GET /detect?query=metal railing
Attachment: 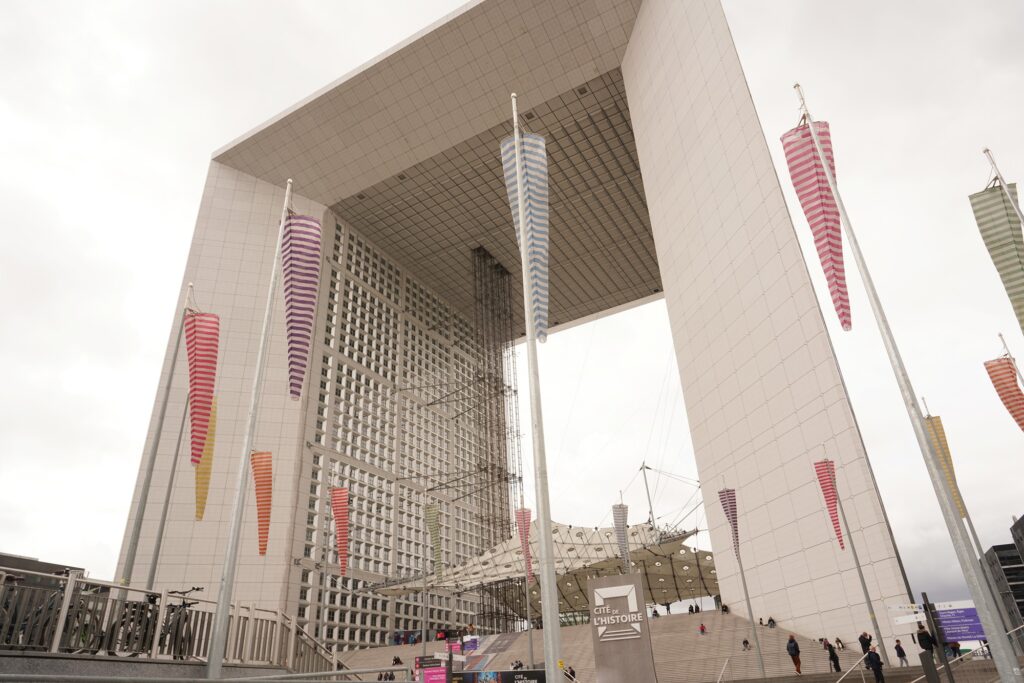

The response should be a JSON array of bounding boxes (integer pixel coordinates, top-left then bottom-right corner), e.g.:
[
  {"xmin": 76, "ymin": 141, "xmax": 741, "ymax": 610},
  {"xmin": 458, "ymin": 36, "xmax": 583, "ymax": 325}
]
[{"xmin": 0, "ymin": 566, "xmax": 336, "ymax": 673}]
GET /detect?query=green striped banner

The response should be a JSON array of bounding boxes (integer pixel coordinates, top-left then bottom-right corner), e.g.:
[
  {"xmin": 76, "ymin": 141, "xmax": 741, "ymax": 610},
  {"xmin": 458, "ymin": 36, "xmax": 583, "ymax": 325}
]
[
  {"xmin": 425, "ymin": 503, "xmax": 442, "ymax": 578},
  {"xmin": 971, "ymin": 183, "xmax": 1024, "ymax": 333}
]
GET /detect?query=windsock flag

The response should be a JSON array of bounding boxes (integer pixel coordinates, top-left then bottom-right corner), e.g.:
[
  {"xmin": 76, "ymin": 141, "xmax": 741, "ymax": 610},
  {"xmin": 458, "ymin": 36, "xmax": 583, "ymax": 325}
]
[
  {"xmin": 194, "ymin": 398, "xmax": 217, "ymax": 520},
  {"xmin": 985, "ymin": 356, "xmax": 1024, "ymax": 432},
  {"xmin": 281, "ymin": 213, "xmax": 322, "ymax": 399},
  {"xmin": 331, "ymin": 487, "xmax": 350, "ymax": 576},
  {"xmin": 781, "ymin": 121, "xmax": 851, "ymax": 331},
  {"xmin": 970, "ymin": 183, "xmax": 1024, "ymax": 335},
  {"xmin": 250, "ymin": 451, "xmax": 273, "ymax": 556},
  {"xmin": 425, "ymin": 503, "xmax": 442, "ymax": 577},
  {"xmin": 813, "ymin": 459, "xmax": 845, "ymax": 550},
  {"xmin": 515, "ymin": 507, "xmax": 533, "ymax": 582},
  {"xmin": 612, "ymin": 503, "xmax": 630, "ymax": 573},
  {"xmin": 717, "ymin": 488, "xmax": 740, "ymax": 560},
  {"xmin": 184, "ymin": 312, "xmax": 219, "ymax": 465},
  {"xmin": 923, "ymin": 415, "xmax": 966, "ymax": 518},
  {"xmin": 500, "ymin": 133, "xmax": 550, "ymax": 341}
]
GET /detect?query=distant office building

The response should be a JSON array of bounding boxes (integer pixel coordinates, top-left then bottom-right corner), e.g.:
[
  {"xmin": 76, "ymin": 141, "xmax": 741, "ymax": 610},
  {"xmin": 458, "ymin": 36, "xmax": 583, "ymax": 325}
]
[
  {"xmin": 985, "ymin": 544, "xmax": 1024, "ymax": 630},
  {"xmin": 0, "ymin": 553, "xmax": 83, "ymax": 589},
  {"xmin": 118, "ymin": 0, "xmax": 914, "ymax": 651}
]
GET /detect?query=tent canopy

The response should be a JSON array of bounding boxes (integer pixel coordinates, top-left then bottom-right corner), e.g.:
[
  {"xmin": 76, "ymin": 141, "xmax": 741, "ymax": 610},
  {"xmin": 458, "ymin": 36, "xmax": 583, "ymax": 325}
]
[{"xmin": 372, "ymin": 521, "xmax": 719, "ymax": 615}]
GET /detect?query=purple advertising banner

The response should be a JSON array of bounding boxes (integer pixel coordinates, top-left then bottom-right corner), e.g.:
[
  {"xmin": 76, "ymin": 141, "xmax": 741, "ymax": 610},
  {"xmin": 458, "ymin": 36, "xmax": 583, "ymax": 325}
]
[{"xmin": 936, "ymin": 608, "xmax": 985, "ymax": 641}]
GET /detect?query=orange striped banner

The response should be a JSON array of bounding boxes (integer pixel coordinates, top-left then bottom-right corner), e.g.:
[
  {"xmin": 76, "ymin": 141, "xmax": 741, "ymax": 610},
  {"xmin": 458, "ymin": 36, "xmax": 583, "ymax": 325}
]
[
  {"xmin": 194, "ymin": 398, "xmax": 217, "ymax": 520},
  {"xmin": 250, "ymin": 451, "xmax": 273, "ymax": 556}
]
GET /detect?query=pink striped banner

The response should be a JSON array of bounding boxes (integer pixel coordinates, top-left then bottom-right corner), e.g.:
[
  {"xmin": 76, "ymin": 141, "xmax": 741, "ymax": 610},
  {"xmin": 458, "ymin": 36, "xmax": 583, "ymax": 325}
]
[
  {"xmin": 985, "ymin": 356, "xmax": 1024, "ymax": 432},
  {"xmin": 184, "ymin": 312, "xmax": 219, "ymax": 465},
  {"xmin": 515, "ymin": 507, "xmax": 533, "ymax": 582},
  {"xmin": 813, "ymin": 459, "xmax": 845, "ymax": 550},
  {"xmin": 331, "ymin": 487, "xmax": 350, "ymax": 576},
  {"xmin": 781, "ymin": 121, "xmax": 851, "ymax": 331},
  {"xmin": 281, "ymin": 213, "xmax": 322, "ymax": 399}
]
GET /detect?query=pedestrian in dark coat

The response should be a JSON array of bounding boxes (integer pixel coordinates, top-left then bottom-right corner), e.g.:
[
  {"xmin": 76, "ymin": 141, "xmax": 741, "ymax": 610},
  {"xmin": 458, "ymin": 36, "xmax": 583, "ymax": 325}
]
[
  {"xmin": 859, "ymin": 632, "xmax": 873, "ymax": 654},
  {"xmin": 917, "ymin": 626, "xmax": 937, "ymax": 656},
  {"xmin": 895, "ymin": 639, "xmax": 908, "ymax": 667},
  {"xmin": 826, "ymin": 641, "xmax": 841, "ymax": 672},
  {"xmin": 787, "ymin": 635, "xmax": 802, "ymax": 674},
  {"xmin": 866, "ymin": 646, "xmax": 885, "ymax": 682}
]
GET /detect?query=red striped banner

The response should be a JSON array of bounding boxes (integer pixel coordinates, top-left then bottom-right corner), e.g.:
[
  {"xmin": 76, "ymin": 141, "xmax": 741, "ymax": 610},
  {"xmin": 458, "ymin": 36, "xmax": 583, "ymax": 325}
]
[
  {"xmin": 281, "ymin": 213, "xmax": 322, "ymax": 400},
  {"xmin": 250, "ymin": 451, "xmax": 273, "ymax": 556},
  {"xmin": 331, "ymin": 487, "xmax": 349, "ymax": 576},
  {"xmin": 184, "ymin": 312, "xmax": 219, "ymax": 465},
  {"xmin": 813, "ymin": 459, "xmax": 845, "ymax": 550},
  {"xmin": 717, "ymin": 488, "xmax": 740, "ymax": 560},
  {"xmin": 515, "ymin": 507, "xmax": 533, "ymax": 582},
  {"xmin": 985, "ymin": 356, "xmax": 1024, "ymax": 432},
  {"xmin": 781, "ymin": 121, "xmax": 851, "ymax": 331}
]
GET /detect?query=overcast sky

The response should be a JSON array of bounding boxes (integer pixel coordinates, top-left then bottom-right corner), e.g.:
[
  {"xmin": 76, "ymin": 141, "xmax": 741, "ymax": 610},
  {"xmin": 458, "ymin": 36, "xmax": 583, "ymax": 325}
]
[{"xmin": 1, "ymin": 1, "xmax": 1022, "ymax": 606}]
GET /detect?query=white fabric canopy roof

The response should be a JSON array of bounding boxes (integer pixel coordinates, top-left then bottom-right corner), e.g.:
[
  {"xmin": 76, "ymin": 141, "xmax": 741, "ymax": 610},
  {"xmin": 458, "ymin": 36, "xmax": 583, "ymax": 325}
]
[{"xmin": 373, "ymin": 521, "xmax": 719, "ymax": 615}]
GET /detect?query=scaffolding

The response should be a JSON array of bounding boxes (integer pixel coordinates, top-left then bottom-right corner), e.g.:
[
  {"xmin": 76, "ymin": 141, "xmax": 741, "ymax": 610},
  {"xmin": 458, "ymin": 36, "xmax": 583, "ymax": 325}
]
[{"xmin": 470, "ymin": 247, "xmax": 524, "ymax": 634}]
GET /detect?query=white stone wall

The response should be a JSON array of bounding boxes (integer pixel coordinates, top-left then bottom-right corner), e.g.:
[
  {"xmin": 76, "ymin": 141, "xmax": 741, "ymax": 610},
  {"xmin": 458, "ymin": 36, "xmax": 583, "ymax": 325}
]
[
  {"xmin": 116, "ymin": 161, "xmax": 326, "ymax": 610},
  {"xmin": 622, "ymin": 0, "xmax": 911, "ymax": 645}
]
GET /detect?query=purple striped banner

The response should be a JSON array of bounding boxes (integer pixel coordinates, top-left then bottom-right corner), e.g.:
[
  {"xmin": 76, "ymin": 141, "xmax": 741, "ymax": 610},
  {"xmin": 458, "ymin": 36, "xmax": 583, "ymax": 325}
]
[
  {"xmin": 718, "ymin": 488, "xmax": 740, "ymax": 560},
  {"xmin": 280, "ymin": 213, "xmax": 322, "ymax": 399}
]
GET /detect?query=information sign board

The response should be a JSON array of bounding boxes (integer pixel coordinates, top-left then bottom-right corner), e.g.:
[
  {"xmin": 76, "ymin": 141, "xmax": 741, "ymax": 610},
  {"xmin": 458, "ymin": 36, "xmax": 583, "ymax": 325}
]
[{"xmin": 935, "ymin": 606, "xmax": 985, "ymax": 641}]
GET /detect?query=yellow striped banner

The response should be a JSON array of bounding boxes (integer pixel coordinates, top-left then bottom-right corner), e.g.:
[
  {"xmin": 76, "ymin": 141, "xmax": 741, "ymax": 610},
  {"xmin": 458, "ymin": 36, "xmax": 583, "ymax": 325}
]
[
  {"xmin": 924, "ymin": 415, "xmax": 966, "ymax": 518},
  {"xmin": 194, "ymin": 397, "xmax": 216, "ymax": 520}
]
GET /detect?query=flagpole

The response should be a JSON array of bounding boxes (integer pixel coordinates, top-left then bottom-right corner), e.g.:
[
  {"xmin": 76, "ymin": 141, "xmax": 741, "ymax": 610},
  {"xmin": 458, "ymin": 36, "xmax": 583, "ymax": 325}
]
[
  {"xmin": 120, "ymin": 284, "xmax": 192, "ymax": 589},
  {"xmin": 146, "ymin": 391, "xmax": 190, "ymax": 590},
  {"xmin": 206, "ymin": 179, "xmax": 293, "ymax": 679},
  {"xmin": 998, "ymin": 333, "xmax": 1024, "ymax": 386},
  {"xmin": 794, "ymin": 85, "xmax": 1021, "ymax": 682},
  {"xmin": 984, "ymin": 149, "xmax": 1024, "ymax": 226},
  {"xmin": 511, "ymin": 92, "xmax": 561, "ymax": 681},
  {"xmin": 723, "ymin": 487, "xmax": 766, "ymax": 679},
  {"xmin": 923, "ymin": 402, "xmax": 1024, "ymax": 660},
  {"xmin": 831, "ymin": 464, "xmax": 889, "ymax": 666}
]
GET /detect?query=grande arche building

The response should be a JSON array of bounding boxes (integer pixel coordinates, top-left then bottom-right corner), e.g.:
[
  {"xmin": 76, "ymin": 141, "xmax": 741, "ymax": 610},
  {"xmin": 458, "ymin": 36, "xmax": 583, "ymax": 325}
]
[{"xmin": 118, "ymin": 0, "xmax": 914, "ymax": 652}]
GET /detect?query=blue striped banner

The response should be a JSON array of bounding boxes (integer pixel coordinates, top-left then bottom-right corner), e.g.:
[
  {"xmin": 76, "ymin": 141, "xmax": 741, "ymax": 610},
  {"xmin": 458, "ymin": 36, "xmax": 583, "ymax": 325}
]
[{"xmin": 501, "ymin": 133, "xmax": 550, "ymax": 342}]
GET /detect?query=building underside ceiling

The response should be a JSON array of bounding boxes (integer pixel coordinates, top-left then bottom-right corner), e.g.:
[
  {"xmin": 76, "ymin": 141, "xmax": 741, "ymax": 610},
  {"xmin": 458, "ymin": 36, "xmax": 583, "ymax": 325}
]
[{"xmin": 331, "ymin": 68, "xmax": 661, "ymax": 334}]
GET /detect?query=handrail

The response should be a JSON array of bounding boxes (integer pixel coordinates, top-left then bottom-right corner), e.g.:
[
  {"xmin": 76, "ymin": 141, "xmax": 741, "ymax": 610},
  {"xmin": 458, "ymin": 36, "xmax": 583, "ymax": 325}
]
[
  {"xmin": 834, "ymin": 652, "xmax": 868, "ymax": 683},
  {"xmin": 715, "ymin": 656, "xmax": 730, "ymax": 683},
  {"xmin": 905, "ymin": 642, "xmax": 990, "ymax": 683}
]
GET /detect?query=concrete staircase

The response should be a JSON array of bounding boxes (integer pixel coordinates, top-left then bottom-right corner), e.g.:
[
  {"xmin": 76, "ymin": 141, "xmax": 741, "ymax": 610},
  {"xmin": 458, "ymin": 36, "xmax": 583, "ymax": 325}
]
[{"xmin": 340, "ymin": 612, "xmax": 899, "ymax": 681}]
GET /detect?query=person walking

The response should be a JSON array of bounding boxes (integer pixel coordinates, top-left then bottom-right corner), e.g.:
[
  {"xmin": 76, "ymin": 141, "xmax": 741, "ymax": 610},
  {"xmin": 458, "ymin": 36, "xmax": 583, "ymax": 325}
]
[
  {"xmin": 894, "ymin": 639, "xmax": 908, "ymax": 667},
  {"xmin": 652, "ymin": 607, "xmax": 660, "ymax": 619},
  {"xmin": 917, "ymin": 625, "xmax": 937, "ymax": 658},
  {"xmin": 826, "ymin": 640, "xmax": 841, "ymax": 673},
  {"xmin": 742, "ymin": 638, "xmax": 751, "ymax": 651},
  {"xmin": 699, "ymin": 623, "xmax": 707, "ymax": 636},
  {"xmin": 866, "ymin": 645, "xmax": 885, "ymax": 682},
  {"xmin": 835, "ymin": 637, "xmax": 845, "ymax": 651},
  {"xmin": 787, "ymin": 635, "xmax": 802, "ymax": 674}
]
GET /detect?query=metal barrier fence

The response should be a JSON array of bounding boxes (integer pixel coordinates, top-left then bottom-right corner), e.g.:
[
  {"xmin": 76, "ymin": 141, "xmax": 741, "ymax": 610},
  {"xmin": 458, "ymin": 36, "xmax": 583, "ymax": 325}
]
[{"xmin": 0, "ymin": 566, "xmax": 336, "ymax": 672}]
